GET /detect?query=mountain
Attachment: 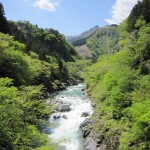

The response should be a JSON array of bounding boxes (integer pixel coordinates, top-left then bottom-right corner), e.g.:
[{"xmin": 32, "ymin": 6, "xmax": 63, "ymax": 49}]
[
  {"xmin": 66, "ymin": 25, "xmax": 99, "ymax": 45},
  {"xmin": 75, "ymin": 45, "xmax": 92, "ymax": 58},
  {"xmin": 82, "ymin": 0, "xmax": 150, "ymax": 149},
  {"xmin": 8, "ymin": 21, "xmax": 78, "ymax": 62},
  {"xmin": 86, "ymin": 24, "xmax": 119, "ymax": 59},
  {"xmin": 73, "ymin": 24, "xmax": 119, "ymax": 59}
]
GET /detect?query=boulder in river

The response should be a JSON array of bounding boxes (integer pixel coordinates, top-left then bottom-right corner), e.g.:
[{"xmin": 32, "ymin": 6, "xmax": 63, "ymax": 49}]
[
  {"xmin": 53, "ymin": 113, "xmax": 61, "ymax": 119},
  {"xmin": 58, "ymin": 103, "xmax": 71, "ymax": 112},
  {"xmin": 81, "ymin": 88, "xmax": 85, "ymax": 91},
  {"xmin": 81, "ymin": 112, "xmax": 90, "ymax": 117},
  {"xmin": 62, "ymin": 114, "xmax": 67, "ymax": 119},
  {"xmin": 83, "ymin": 137, "xmax": 97, "ymax": 150},
  {"xmin": 80, "ymin": 118, "xmax": 93, "ymax": 138},
  {"xmin": 80, "ymin": 118, "xmax": 93, "ymax": 128}
]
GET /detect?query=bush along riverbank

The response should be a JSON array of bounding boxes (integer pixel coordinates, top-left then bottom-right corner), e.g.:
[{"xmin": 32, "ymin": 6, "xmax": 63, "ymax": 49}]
[{"xmin": 81, "ymin": 0, "xmax": 150, "ymax": 149}]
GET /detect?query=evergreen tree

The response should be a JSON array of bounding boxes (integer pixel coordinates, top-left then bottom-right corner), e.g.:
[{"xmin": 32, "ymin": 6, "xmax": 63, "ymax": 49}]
[
  {"xmin": 0, "ymin": 2, "xmax": 9, "ymax": 33},
  {"xmin": 128, "ymin": 0, "xmax": 150, "ymax": 31}
]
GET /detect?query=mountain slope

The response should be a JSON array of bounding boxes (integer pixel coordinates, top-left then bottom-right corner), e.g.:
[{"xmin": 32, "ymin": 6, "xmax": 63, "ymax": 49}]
[
  {"xmin": 0, "ymin": 2, "xmax": 90, "ymax": 150},
  {"xmin": 75, "ymin": 45, "xmax": 92, "ymax": 58},
  {"xmin": 86, "ymin": 24, "xmax": 119, "ymax": 59},
  {"xmin": 8, "ymin": 21, "xmax": 78, "ymax": 62},
  {"xmin": 66, "ymin": 25, "xmax": 99, "ymax": 45},
  {"xmin": 82, "ymin": 0, "xmax": 150, "ymax": 149},
  {"xmin": 74, "ymin": 24, "xmax": 119, "ymax": 59}
]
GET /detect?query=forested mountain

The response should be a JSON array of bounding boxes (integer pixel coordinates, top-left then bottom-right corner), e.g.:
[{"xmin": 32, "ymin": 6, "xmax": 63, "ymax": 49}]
[
  {"xmin": 72, "ymin": 24, "xmax": 119, "ymax": 60},
  {"xmin": 75, "ymin": 45, "xmax": 92, "ymax": 58},
  {"xmin": 127, "ymin": 0, "xmax": 150, "ymax": 32},
  {"xmin": 86, "ymin": 24, "xmax": 119, "ymax": 60},
  {"xmin": 0, "ymin": 1, "xmax": 83, "ymax": 91},
  {"xmin": 66, "ymin": 25, "xmax": 99, "ymax": 46},
  {"xmin": 8, "ymin": 21, "xmax": 78, "ymax": 61},
  {"xmin": 82, "ymin": 0, "xmax": 150, "ymax": 149},
  {"xmin": 0, "ymin": 2, "xmax": 91, "ymax": 149}
]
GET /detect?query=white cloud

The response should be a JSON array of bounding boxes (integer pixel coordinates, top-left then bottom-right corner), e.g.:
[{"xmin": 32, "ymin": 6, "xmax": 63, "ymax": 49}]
[
  {"xmin": 105, "ymin": 0, "xmax": 140, "ymax": 25},
  {"xmin": 33, "ymin": 0, "xmax": 60, "ymax": 12}
]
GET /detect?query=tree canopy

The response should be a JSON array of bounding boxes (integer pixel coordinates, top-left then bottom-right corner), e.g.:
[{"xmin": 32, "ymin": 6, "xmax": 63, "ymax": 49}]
[{"xmin": 82, "ymin": 0, "xmax": 150, "ymax": 148}]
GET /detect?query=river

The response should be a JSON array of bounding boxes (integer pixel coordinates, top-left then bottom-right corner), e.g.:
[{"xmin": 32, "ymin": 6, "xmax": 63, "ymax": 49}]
[{"xmin": 47, "ymin": 83, "xmax": 93, "ymax": 150}]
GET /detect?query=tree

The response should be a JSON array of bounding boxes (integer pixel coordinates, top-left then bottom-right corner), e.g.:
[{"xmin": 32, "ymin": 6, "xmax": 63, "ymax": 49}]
[
  {"xmin": 128, "ymin": 0, "xmax": 150, "ymax": 31},
  {"xmin": 0, "ymin": 2, "xmax": 9, "ymax": 33}
]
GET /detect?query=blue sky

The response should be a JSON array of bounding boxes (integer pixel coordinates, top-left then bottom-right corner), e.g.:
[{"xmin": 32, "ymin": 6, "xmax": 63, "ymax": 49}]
[{"xmin": 1, "ymin": 0, "xmax": 139, "ymax": 36}]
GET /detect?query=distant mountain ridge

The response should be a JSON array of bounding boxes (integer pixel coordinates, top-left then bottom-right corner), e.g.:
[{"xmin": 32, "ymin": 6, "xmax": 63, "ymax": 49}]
[
  {"xmin": 71, "ymin": 24, "xmax": 118, "ymax": 59},
  {"xmin": 66, "ymin": 25, "xmax": 99, "ymax": 45}
]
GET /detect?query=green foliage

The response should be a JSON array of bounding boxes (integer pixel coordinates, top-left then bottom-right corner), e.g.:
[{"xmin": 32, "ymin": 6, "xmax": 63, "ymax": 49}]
[
  {"xmin": 0, "ymin": 78, "xmax": 51, "ymax": 150},
  {"xmin": 86, "ymin": 25, "xmax": 119, "ymax": 60},
  {"xmin": 0, "ymin": 33, "xmax": 52, "ymax": 86},
  {"xmin": 0, "ymin": 33, "xmax": 31, "ymax": 85},
  {"xmin": 0, "ymin": 2, "xmax": 88, "ymax": 150},
  {"xmin": 71, "ymin": 37, "xmax": 88, "ymax": 46},
  {"xmin": 133, "ymin": 20, "xmax": 150, "ymax": 74},
  {"xmin": 127, "ymin": 0, "xmax": 150, "ymax": 32},
  {"xmin": 135, "ymin": 16, "xmax": 147, "ymax": 29},
  {"xmin": 8, "ymin": 21, "xmax": 78, "ymax": 62},
  {"xmin": 46, "ymin": 55, "xmax": 59, "ymax": 75},
  {"xmin": 66, "ymin": 58, "xmax": 91, "ymax": 82},
  {"xmin": 34, "ymin": 145, "xmax": 52, "ymax": 150},
  {"xmin": 83, "ymin": 15, "xmax": 150, "ymax": 149},
  {"xmin": 18, "ymin": 85, "xmax": 51, "ymax": 124},
  {"xmin": 120, "ymin": 100, "xmax": 150, "ymax": 149},
  {"xmin": 0, "ymin": 32, "xmax": 73, "ymax": 91},
  {"xmin": 117, "ymin": 20, "xmax": 130, "ymax": 48}
]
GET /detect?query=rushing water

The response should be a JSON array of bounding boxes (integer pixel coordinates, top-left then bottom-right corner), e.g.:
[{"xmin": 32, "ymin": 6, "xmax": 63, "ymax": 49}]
[{"xmin": 47, "ymin": 83, "xmax": 93, "ymax": 150}]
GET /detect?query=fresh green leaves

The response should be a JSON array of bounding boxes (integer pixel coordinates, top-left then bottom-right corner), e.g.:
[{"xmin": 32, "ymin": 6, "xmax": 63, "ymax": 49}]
[
  {"xmin": 83, "ymin": 9, "xmax": 150, "ymax": 149},
  {"xmin": 86, "ymin": 25, "xmax": 119, "ymax": 60},
  {"xmin": 0, "ymin": 78, "xmax": 51, "ymax": 149}
]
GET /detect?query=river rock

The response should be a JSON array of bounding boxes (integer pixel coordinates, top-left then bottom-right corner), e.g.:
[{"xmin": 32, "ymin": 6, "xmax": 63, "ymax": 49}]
[
  {"xmin": 62, "ymin": 114, "xmax": 67, "ymax": 119},
  {"xmin": 80, "ymin": 118, "xmax": 93, "ymax": 138},
  {"xmin": 53, "ymin": 113, "xmax": 61, "ymax": 119},
  {"xmin": 81, "ymin": 112, "xmax": 90, "ymax": 117},
  {"xmin": 83, "ymin": 137, "xmax": 97, "ymax": 150},
  {"xmin": 58, "ymin": 103, "xmax": 71, "ymax": 112},
  {"xmin": 91, "ymin": 103, "xmax": 96, "ymax": 107},
  {"xmin": 82, "ymin": 127, "xmax": 91, "ymax": 138},
  {"xmin": 81, "ymin": 88, "xmax": 85, "ymax": 91},
  {"xmin": 80, "ymin": 118, "xmax": 93, "ymax": 128},
  {"xmin": 43, "ymin": 114, "xmax": 50, "ymax": 118},
  {"xmin": 98, "ymin": 145, "xmax": 106, "ymax": 150}
]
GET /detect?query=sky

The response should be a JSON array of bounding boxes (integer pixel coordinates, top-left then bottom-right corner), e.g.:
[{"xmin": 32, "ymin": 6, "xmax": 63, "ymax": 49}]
[{"xmin": 1, "ymin": 0, "xmax": 140, "ymax": 36}]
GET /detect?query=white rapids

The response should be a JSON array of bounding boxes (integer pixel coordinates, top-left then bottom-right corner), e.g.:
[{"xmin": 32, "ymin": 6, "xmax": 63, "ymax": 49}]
[{"xmin": 48, "ymin": 83, "xmax": 93, "ymax": 150}]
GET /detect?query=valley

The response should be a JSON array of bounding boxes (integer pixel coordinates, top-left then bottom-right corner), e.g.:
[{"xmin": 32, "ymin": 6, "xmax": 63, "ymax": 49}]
[{"xmin": 0, "ymin": 0, "xmax": 150, "ymax": 150}]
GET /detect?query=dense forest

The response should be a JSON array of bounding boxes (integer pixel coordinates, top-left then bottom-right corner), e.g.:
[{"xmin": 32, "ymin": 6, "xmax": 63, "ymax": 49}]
[
  {"xmin": 86, "ymin": 24, "xmax": 119, "ymax": 60},
  {"xmin": 0, "ymin": 2, "xmax": 90, "ymax": 149},
  {"xmin": 82, "ymin": 0, "xmax": 150, "ymax": 149}
]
